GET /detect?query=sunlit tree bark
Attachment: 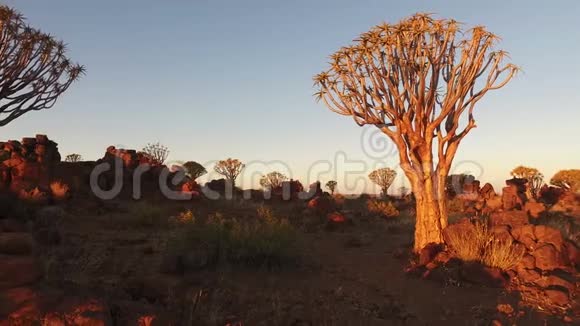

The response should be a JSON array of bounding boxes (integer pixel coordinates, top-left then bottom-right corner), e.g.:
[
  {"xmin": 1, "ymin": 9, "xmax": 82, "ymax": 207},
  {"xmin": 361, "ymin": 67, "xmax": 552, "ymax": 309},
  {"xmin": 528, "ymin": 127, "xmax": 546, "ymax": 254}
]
[{"xmin": 314, "ymin": 14, "xmax": 518, "ymax": 251}]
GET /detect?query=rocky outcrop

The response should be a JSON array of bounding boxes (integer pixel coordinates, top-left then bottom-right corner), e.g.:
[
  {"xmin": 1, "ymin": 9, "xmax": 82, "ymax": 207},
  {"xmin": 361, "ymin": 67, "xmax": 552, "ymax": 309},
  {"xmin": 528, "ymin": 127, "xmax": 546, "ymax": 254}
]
[
  {"xmin": 502, "ymin": 178, "xmax": 527, "ymax": 210},
  {"xmin": 0, "ymin": 135, "xmax": 60, "ymax": 196},
  {"xmin": 92, "ymin": 146, "xmax": 187, "ymax": 199},
  {"xmin": 270, "ymin": 179, "xmax": 304, "ymax": 200},
  {"xmin": 417, "ymin": 212, "xmax": 578, "ymax": 318},
  {"xmin": 480, "ymin": 183, "xmax": 496, "ymax": 200},
  {"xmin": 549, "ymin": 191, "xmax": 580, "ymax": 216}
]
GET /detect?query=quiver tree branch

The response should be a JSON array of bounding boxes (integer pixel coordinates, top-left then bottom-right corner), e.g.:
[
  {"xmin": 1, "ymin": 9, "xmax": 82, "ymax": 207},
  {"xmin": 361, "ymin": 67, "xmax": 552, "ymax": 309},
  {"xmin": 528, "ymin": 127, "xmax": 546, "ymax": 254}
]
[{"xmin": 0, "ymin": 5, "xmax": 84, "ymax": 126}]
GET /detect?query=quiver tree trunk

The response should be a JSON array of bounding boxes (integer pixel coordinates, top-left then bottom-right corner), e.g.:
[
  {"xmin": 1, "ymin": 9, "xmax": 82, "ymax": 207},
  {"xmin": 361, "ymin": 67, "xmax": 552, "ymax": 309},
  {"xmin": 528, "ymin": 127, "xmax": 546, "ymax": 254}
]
[{"xmin": 411, "ymin": 172, "xmax": 448, "ymax": 251}]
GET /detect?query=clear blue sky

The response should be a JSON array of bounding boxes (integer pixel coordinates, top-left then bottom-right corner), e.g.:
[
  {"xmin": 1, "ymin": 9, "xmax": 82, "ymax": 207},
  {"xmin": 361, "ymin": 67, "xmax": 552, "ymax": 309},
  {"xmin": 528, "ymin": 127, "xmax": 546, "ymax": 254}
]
[{"xmin": 2, "ymin": 0, "xmax": 579, "ymax": 193}]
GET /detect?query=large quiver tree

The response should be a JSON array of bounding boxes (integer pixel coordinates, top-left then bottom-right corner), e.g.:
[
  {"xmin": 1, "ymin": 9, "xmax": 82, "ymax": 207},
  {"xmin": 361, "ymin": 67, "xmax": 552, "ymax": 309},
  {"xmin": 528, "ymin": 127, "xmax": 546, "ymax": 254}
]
[{"xmin": 314, "ymin": 14, "xmax": 518, "ymax": 251}]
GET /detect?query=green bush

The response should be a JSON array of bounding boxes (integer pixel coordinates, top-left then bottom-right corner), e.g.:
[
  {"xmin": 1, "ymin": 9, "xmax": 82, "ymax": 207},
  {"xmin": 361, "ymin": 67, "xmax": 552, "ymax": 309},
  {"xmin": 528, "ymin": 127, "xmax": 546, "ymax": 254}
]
[
  {"xmin": 127, "ymin": 201, "xmax": 166, "ymax": 227},
  {"xmin": 366, "ymin": 199, "xmax": 399, "ymax": 218},
  {"xmin": 167, "ymin": 209, "xmax": 298, "ymax": 270}
]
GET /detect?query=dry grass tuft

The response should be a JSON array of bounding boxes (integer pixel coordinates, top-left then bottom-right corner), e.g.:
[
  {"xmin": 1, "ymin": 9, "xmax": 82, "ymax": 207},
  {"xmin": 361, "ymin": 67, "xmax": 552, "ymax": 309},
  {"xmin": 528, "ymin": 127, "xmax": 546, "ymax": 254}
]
[
  {"xmin": 366, "ymin": 199, "xmax": 399, "ymax": 218},
  {"xmin": 446, "ymin": 221, "xmax": 525, "ymax": 270}
]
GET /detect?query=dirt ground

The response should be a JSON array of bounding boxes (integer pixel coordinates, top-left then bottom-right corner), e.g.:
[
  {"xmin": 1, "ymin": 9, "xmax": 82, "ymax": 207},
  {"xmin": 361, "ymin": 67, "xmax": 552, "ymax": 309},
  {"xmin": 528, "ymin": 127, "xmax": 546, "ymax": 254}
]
[{"xmin": 31, "ymin": 197, "xmax": 571, "ymax": 326}]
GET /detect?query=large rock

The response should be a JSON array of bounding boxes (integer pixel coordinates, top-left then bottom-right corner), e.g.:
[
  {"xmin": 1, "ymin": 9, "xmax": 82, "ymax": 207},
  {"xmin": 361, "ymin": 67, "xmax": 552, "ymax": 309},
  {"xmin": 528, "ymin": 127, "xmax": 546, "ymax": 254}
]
[
  {"xmin": 480, "ymin": 183, "xmax": 496, "ymax": 200},
  {"xmin": 544, "ymin": 289, "xmax": 570, "ymax": 306},
  {"xmin": 0, "ymin": 135, "xmax": 60, "ymax": 195},
  {"xmin": 524, "ymin": 200, "xmax": 546, "ymax": 218},
  {"xmin": 510, "ymin": 224, "xmax": 536, "ymax": 250},
  {"xmin": 532, "ymin": 244, "xmax": 564, "ymax": 271},
  {"xmin": 533, "ymin": 225, "xmax": 563, "ymax": 249},
  {"xmin": 489, "ymin": 211, "xmax": 529, "ymax": 228},
  {"xmin": 563, "ymin": 241, "xmax": 579, "ymax": 267}
]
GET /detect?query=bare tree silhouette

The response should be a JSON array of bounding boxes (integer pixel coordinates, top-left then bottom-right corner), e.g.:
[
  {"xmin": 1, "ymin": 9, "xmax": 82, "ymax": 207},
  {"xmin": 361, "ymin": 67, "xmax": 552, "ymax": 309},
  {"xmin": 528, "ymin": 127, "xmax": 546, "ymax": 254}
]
[
  {"xmin": 214, "ymin": 158, "xmax": 244, "ymax": 186},
  {"xmin": 0, "ymin": 6, "xmax": 84, "ymax": 126}
]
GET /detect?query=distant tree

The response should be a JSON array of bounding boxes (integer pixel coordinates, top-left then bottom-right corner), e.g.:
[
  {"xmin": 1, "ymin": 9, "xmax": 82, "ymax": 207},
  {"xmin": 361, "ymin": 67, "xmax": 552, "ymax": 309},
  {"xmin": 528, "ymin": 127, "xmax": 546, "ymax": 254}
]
[
  {"xmin": 0, "ymin": 6, "xmax": 84, "ymax": 127},
  {"xmin": 214, "ymin": 158, "xmax": 244, "ymax": 186},
  {"xmin": 142, "ymin": 142, "xmax": 169, "ymax": 165},
  {"xmin": 182, "ymin": 161, "xmax": 207, "ymax": 180},
  {"xmin": 369, "ymin": 168, "xmax": 396, "ymax": 197},
  {"xmin": 260, "ymin": 171, "xmax": 288, "ymax": 190},
  {"xmin": 511, "ymin": 165, "xmax": 544, "ymax": 199},
  {"xmin": 64, "ymin": 153, "xmax": 82, "ymax": 162},
  {"xmin": 551, "ymin": 169, "xmax": 580, "ymax": 193},
  {"xmin": 326, "ymin": 180, "xmax": 338, "ymax": 195},
  {"xmin": 314, "ymin": 13, "xmax": 518, "ymax": 251},
  {"xmin": 399, "ymin": 186, "xmax": 409, "ymax": 197}
]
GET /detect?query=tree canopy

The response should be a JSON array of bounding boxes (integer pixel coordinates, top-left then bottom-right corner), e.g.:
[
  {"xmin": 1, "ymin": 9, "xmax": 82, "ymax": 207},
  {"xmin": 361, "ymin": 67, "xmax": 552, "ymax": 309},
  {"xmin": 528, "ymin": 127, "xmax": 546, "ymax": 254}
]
[
  {"xmin": 369, "ymin": 168, "xmax": 397, "ymax": 196},
  {"xmin": 183, "ymin": 161, "xmax": 207, "ymax": 180},
  {"xmin": 214, "ymin": 158, "xmax": 245, "ymax": 184},
  {"xmin": 0, "ymin": 5, "xmax": 84, "ymax": 126},
  {"xmin": 551, "ymin": 169, "xmax": 580, "ymax": 192}
]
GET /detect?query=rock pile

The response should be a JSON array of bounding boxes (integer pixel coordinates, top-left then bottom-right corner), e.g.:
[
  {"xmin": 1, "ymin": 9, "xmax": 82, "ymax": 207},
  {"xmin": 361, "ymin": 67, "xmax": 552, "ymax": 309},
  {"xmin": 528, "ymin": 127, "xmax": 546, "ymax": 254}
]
[
  {"xmin": 417, "ymin": 212, "xmax": 578, "ymax": 318},
  {"xmin": 93, "ymin": 146, "xmax": 186, "ymax": 199},
  {"xmin": 0, "ymin": 135, "xmax": 60, "ymax": 195},
  {"xmin": 102, "ymin": 146, "xmax": 158, "ymax": 169}
]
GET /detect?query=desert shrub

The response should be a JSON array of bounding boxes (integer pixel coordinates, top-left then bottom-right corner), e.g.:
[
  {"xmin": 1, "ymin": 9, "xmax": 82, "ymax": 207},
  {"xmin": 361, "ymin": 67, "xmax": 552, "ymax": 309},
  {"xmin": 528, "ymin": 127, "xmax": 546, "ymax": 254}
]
[
  {"xmin": 447, "ymin": 197, "xmax": 464, "ymax": 213},
  {"xmin": 50, "ymin": 181, "xmax": 70, "ymax": 200},
  {"xmin": 128, "ymin": 202, "xmax": 166, "ymax": 227},
  {"xmin": 168, "ymin": 209, "xmax": 298, "ymax": 269},
  {"xmin": 174, "ymin": 209, "xmax": 196, "ymax": 224},
  {"xmin": 446, "ymin": 221, "xmax": 525, "ymax": 270},
  {"xmin": 366, "ymin": 199, "xmax": 399, "ymax": 218}
]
